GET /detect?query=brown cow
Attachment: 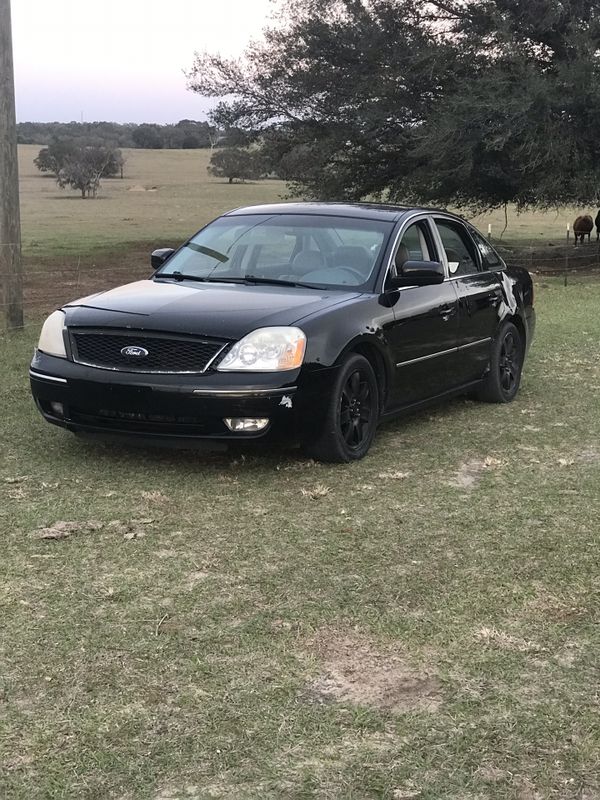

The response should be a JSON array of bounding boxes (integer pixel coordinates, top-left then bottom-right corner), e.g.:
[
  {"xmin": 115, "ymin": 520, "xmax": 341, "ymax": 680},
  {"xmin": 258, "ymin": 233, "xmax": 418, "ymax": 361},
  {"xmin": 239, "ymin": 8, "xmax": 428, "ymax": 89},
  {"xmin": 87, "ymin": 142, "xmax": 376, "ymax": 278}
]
[
  {"xmin": 595, "ymin": 210, "xmax": 600, "ymax": 241},
  {"xmin": 573, "ymin": 214, "xmax": 593, "ymax": 244}
]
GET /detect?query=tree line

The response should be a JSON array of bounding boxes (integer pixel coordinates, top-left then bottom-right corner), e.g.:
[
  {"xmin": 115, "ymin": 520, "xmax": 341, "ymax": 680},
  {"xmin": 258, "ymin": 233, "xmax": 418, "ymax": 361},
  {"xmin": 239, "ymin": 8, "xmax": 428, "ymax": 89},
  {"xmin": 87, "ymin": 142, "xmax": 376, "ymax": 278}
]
[
  {"xmin": 186, "ymin": 0, "xmax": 600, "ymax": 212},
  {"xmin": 18, "ymin": 120, "xmax": 219, "ymax": 150}
]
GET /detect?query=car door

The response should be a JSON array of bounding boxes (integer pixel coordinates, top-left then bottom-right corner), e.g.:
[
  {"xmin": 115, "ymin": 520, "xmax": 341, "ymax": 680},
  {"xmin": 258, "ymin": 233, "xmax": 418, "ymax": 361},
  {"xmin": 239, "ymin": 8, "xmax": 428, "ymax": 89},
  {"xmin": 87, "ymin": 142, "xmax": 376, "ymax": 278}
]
[
  {"xmin": 384, "ymin": 216, "xmax": 461, "ymax": 408},
  {"xmin": 432, "ymin": 217, "xmax": 504, "ymax": 386}
]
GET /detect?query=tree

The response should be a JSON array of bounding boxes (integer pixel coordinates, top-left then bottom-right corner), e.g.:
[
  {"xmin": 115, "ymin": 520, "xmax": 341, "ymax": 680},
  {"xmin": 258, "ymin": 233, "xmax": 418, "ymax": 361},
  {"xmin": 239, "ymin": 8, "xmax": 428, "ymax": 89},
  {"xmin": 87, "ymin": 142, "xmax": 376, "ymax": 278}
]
[
  {"xmin": 34, "ymin": 139, "xmax": 78, "ymax": 178},
  {"xmin": 132, "ymin": 123, "xmax": 164, "ymax": 149},
  {"xmin": 56, "ymin": 145, "xmax": 123, "ymax": 198},
  {"xmin": 187, "ymin": 0, "xmax": 600, "ymax": 211},
  {"xmin": 35, "ymin": 139, "xmax": 123, "ymax": 184},
  {"xmin": 207, "ymin": 147, "xmax": 266, "ymax": 183}
]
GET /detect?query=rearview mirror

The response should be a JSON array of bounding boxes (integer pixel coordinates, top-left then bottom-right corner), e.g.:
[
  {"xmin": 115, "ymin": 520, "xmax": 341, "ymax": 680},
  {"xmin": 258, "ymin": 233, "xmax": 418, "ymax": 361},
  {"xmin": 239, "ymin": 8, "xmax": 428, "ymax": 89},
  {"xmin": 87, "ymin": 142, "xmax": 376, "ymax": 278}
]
[
  {"xmin": 388, "ymin": 260, "xmax": 445, "ymax": 288},
  {"xmin": 151, "ymin": 248, "xmax": 175, "ymax": 270}
]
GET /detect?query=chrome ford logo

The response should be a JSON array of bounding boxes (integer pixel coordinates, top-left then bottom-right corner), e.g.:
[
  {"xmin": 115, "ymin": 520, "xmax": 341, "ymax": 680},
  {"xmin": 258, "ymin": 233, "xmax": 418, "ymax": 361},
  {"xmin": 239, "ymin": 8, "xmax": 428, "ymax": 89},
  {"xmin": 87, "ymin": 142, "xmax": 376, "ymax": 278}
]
[{"xmin": 121, "ymin": 346, "xmax": 149, "ymax": 358}]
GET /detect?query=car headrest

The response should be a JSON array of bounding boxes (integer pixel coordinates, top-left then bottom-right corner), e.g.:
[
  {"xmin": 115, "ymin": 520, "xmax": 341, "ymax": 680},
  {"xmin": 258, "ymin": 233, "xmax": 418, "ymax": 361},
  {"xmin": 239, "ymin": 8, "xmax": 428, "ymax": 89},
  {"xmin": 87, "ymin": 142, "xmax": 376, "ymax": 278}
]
[
  {"xmin": 395, "ymin": 244, "xmax": 410, "ymax": 269},
  {"xmin": 292, "ymin": 250, "xmax": 326, "ymax": 272}
]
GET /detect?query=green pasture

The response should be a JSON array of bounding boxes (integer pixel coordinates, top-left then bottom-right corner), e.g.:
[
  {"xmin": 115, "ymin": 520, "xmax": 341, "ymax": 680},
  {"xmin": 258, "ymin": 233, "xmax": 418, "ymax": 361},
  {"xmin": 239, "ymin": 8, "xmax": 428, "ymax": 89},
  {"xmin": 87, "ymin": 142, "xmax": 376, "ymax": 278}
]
[{"xmin": 1, "ymin": 277, "xmax": 599, "ymax": 799}]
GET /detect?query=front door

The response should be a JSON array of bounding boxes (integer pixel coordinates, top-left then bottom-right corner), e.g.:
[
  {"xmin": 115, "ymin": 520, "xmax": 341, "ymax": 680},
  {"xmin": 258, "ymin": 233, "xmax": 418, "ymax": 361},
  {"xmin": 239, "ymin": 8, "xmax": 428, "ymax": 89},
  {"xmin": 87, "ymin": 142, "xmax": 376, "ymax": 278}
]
[{"xmin": 384, "ymin": 218, "xmax": 461, "ymax": 408}]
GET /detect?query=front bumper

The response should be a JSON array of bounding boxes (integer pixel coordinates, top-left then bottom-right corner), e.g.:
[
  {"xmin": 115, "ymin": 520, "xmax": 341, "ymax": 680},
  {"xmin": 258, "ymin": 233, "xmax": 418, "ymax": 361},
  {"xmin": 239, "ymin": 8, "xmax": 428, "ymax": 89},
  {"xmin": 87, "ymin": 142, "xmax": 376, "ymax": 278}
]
[{"xmin": 30, "ymin": 351, "xmax": 333, "ymax": 446}]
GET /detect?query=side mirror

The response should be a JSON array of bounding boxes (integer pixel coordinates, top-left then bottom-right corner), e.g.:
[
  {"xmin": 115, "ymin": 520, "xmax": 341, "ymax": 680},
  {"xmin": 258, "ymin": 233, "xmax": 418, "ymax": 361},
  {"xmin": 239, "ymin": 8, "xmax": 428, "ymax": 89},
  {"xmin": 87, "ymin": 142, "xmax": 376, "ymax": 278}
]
[
  {"xmin": 151, "ymin": 248, "xmax": 175, "ymax": 270},
  {"xmin": 388, "ymin": 260, "xmax": 445, "ymax": 288}
]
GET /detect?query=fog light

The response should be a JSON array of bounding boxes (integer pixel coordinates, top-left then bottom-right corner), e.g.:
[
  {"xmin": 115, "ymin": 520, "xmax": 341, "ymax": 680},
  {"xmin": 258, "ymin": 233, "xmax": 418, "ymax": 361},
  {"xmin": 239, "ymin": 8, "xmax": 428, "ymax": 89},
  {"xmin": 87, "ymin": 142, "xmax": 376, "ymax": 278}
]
[
  {"xmin": 50, "ymin": 401, "xmax": 64, "ymax": 418},
  {"xmin": 223, "ymin": 417, "xmax": 269, "ymax": 432}
]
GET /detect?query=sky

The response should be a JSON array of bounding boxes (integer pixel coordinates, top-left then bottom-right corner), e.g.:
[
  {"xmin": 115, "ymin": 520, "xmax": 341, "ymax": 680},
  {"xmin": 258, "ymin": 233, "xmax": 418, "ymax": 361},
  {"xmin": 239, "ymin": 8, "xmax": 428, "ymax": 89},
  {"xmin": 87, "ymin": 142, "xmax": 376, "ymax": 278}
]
[{"xmin": 11, "ymin": 0, "xmax": 275, "ymax": 124}]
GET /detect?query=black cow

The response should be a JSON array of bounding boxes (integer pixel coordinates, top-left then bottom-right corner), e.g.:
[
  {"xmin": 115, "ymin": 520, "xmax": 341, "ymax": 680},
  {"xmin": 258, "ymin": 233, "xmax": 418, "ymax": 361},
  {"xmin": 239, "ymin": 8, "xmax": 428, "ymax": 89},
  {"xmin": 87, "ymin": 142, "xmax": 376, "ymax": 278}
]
[{"xmin": 574, "ymin": 214, "xmax": 593, "ymax": 244}]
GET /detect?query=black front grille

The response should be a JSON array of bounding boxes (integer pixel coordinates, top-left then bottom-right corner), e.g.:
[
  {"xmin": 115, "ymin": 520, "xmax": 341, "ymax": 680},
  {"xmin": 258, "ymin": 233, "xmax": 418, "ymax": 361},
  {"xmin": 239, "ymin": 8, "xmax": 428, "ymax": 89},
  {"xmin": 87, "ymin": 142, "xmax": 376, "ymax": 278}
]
[
  {"xmin": 70, "ymin": 329, "xmax": 227, "ymax": 373},
  {"xmin": 70, "ymin": 406, "xmax": 219, "ymax": 435}
]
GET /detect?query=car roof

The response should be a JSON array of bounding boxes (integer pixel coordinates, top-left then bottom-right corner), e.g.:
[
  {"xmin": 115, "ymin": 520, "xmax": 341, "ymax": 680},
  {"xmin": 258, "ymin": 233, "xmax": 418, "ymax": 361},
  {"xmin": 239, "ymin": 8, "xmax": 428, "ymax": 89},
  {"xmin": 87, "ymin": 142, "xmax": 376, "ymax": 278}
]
[{"xmin": 223, "ymin": 202, "xmax": 453, "ymax": 224}]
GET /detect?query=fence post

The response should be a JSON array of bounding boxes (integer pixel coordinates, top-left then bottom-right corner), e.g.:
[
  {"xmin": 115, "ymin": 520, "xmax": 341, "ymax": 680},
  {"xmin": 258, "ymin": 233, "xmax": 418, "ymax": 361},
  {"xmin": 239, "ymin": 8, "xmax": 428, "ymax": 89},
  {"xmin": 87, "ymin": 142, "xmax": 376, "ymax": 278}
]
[
  {"xmin": 487, "ymin": 223, "xmax": 492, "ymax": 242},
  {"xmin": 565, "ymin": 223, "xmax": 569, "ymax": 286}
]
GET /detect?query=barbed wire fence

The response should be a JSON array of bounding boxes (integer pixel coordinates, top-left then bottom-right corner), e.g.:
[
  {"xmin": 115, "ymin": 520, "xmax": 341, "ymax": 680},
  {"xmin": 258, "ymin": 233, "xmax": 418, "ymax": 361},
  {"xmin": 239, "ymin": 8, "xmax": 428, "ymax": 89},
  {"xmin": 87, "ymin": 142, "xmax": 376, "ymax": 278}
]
[{"xmin": 2, "ymin": 228, "xmax": 600, "ymax": 337}]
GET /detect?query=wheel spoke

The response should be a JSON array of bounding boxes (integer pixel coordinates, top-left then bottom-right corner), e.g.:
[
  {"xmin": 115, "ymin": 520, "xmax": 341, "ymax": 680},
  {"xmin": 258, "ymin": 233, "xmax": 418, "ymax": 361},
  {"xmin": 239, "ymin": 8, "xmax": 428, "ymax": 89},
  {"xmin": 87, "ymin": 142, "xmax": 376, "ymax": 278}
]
[
  {"xmin": 340, "ymin": 408, "xmax": 351, "ymax": 425},
  {"xmin": 349, "ymin": 371, "xmax": 360, "ymax": 397},
  {"xmin": 343, "ymin": 421, "xmax": 355, "ymax": 443}
]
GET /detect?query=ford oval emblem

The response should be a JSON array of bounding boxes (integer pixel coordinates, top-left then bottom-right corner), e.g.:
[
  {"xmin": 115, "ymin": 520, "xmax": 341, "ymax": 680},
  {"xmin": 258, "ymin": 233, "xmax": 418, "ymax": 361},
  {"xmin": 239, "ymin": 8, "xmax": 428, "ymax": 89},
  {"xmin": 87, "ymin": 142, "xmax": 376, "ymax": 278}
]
[{"xmin": 121, "ymin": 346, "xmax": 149, "ymax": 358}]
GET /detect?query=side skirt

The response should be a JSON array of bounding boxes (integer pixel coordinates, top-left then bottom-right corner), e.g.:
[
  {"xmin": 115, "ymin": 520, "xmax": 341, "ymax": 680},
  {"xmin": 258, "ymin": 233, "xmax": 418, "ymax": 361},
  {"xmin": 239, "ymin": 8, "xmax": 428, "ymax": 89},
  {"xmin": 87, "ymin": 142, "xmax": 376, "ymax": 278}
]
[{"xmin": 378, "ymin": 379, "xmax": 485, "ymax": 423}]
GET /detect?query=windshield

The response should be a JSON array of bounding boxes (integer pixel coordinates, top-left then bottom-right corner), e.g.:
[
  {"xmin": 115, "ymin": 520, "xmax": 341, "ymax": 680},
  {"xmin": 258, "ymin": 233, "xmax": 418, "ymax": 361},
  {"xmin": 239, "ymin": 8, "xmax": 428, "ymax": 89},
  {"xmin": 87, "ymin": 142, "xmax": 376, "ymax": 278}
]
[{"xmin": 156, "ymin": 213, "xmax": 394, "ymax": 289}]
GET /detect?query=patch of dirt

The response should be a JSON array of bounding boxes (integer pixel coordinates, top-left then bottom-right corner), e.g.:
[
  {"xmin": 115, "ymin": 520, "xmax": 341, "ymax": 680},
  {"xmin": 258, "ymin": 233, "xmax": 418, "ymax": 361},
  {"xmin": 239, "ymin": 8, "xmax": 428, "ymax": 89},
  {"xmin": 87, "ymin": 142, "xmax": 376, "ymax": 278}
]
[
  {"xmin": 34, "ymin": 518, "xmax": 155, "ymax": 540},
  {"xmin": 476, "ymin": 764, "xmax": 511, "ymax": 783},
  {"xmin": 475, "ymin": 626, "xmax": 542, "ymax": 653},
  {"xmin": 34, "ymin": 519, "xmax": 103, "ymax": 540},
  {"xmin": 300, "ymin": 483, "xmax": 331, "ymax": 499},
  {"xmin": 305, "ymin": 631, "xmax": 442, "ymax": 715},
  {"xmin": 525, "ymin": 589, "xmax": 589, "ymax": 622},
  {"xmin": 127, "ymin": 184, "xmax": 157, "ymax": 193},
  {"xmin": 448, "ymin": 456, "xmax": 504, "ymax": 489},
  {"xmin": 22, "ymin": 243, "xmax": 154, "ymax": 313},
  {"xmin": 497, "ymin": 242, "xmax": 600, "ymax": 275},
  {"xmin": 183, "ymin": 570, "xmax": 210, "ymax": 591}
]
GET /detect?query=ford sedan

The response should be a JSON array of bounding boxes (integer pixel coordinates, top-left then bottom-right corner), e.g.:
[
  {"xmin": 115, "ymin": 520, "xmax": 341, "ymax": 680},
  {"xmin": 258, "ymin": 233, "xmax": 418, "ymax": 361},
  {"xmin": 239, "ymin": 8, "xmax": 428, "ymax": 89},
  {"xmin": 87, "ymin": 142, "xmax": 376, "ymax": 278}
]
[{"xmin": 30, "ymin": 203, "xmax": 535, "ymax": 462}]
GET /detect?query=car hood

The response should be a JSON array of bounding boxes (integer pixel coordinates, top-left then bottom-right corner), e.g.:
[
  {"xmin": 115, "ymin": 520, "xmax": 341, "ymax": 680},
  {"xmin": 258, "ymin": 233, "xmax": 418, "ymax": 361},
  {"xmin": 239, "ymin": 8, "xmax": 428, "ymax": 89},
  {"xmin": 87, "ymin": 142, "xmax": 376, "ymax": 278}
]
[{"xmin": 63, "ymin": 279, "xmax": 360, "ymax": 340}]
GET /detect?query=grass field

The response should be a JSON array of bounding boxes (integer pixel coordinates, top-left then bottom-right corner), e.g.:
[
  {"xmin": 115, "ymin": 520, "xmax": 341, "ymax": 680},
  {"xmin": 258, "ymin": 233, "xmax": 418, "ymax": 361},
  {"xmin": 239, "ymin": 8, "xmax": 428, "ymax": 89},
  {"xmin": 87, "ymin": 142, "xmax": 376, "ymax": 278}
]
[
  {"xmin": 1, "ymin": 148, "xmax": 599, "ymax": 798},
  {"xmin": 17, "ymin": 145, "xmax": 288, "ymax": 261},
  {"xmin": 1, "ymin": 277, "xmax": 600, "ymax": 799}
]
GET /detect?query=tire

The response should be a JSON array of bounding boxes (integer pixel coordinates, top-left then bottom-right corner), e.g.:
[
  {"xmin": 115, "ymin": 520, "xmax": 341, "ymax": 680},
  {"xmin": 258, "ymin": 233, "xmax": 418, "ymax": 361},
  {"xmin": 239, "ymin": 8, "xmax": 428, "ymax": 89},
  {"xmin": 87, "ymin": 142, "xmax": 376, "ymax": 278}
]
[
  {"xmin": 305, "ymin": 353, "xmax": 379, "ymax": 463},
  {"xmin": 477, "ymin": 321, "xmax": 524, "ymax": 403}
]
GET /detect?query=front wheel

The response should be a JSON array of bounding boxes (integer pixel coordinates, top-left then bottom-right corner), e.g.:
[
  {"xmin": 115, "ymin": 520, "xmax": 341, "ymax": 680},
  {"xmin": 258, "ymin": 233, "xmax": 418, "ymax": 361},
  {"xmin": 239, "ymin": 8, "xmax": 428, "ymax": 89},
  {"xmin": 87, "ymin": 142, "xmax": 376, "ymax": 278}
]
[
  {"xmin": 477, "ymin": 321, "xmax": 524, "ymax": 403},
  {"xmin": 305, "ymin": 353, "xmax": 379, "ymax": 463}
]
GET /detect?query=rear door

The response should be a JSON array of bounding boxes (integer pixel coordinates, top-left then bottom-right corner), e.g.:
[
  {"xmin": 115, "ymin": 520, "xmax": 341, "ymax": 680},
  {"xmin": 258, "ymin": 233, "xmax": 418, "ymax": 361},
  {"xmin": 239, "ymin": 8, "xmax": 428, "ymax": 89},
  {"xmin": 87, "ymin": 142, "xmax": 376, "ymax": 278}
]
[{"xmin": 432, "ymin": 217, "xmax": 504, "ymax": 385}]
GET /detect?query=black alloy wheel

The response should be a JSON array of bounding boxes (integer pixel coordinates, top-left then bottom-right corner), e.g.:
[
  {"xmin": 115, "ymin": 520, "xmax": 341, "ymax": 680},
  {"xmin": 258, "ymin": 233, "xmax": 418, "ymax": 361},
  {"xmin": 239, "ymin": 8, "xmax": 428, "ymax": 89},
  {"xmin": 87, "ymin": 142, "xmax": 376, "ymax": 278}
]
[
  {"xmin": 477, "ymin": 321, "xmax": 524, "ymax": 403},
  {"xmin": 306, "ymin": 353, "xmax": 379, "ymax": 462},
  {"xmin": 499, "ymin": 329, "xmax": 522, "ymax": 395},
  {"xmin": 339, "ymin": 368, "xmax": 374, "ymax": 451}
]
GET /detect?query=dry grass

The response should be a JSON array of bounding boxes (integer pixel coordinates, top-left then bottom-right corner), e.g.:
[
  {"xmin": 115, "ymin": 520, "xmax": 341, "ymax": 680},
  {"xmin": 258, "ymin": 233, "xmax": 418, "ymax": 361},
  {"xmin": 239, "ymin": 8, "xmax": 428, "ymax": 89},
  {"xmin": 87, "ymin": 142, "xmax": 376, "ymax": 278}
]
[
  {"xmin": 1, "ymin": 278, "xmax": 600, "ymax": 798},
  {"xmin": 18, "ymin": 145, "xmax": 287, "ymax": 259},
  {"xmin": 1, "ymin": 147, "xmax": 600, "ymax": 798}
]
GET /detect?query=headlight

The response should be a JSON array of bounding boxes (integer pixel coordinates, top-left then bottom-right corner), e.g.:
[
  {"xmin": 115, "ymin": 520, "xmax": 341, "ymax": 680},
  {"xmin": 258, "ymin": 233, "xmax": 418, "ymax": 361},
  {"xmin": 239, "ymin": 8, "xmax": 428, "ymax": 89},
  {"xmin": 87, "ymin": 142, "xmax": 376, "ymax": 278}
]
[
  {"xmin": 38, "ymin": 310, "xmax": 67, "ymax": 358},
  {"xmin": 217, "ymin": 327, "xmax": 306, "ymax": 372}
]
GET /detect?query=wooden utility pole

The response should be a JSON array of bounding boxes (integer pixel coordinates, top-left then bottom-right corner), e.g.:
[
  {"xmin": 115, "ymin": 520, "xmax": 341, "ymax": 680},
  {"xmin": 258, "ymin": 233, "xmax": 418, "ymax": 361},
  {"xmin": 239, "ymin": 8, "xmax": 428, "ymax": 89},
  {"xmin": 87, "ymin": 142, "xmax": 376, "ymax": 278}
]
[{"xmin": 0, "ymin": 0, "xmax": 23, "ymax": 330}]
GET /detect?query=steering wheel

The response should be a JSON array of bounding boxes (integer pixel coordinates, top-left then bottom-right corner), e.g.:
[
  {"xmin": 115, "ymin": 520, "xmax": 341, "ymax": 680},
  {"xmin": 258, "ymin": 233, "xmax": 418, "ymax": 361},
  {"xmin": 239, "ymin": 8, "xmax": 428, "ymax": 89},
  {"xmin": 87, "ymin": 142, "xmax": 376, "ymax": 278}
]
[{"xmin": 335, "ymin": 266, "xmax": 366, "ymax": 282}]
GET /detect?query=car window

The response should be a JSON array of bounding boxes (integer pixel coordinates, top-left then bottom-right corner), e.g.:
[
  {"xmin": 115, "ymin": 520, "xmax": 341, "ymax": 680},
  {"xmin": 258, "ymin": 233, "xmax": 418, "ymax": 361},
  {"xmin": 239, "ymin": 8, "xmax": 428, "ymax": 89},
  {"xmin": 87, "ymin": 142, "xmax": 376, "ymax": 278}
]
[
  {"xmin": 469, "ymin": 228, "xmax": 504, "ymax": 270},
  {"xmin": 156, "ymin": 214, "xmax": 394, "ymax": 289},
  {"xmin": 435, "ymin": 219, "xmax": 479, "ymax": 277},
  {"xmin": 391, "ymin": 221, "xmax": 432, "ymax": 277}
]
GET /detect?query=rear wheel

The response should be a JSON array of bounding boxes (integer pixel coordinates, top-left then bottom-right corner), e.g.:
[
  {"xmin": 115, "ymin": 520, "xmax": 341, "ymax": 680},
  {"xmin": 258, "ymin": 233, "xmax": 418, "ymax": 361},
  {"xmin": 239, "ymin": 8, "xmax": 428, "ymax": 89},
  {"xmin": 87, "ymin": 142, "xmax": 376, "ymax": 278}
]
[
  {"xmin": 306, "ymin": 353, "xmax": 379, "ymax": 463},
  {"xmin": 477, "ymin": 321, "xmax": 524, "ymax": 403}
]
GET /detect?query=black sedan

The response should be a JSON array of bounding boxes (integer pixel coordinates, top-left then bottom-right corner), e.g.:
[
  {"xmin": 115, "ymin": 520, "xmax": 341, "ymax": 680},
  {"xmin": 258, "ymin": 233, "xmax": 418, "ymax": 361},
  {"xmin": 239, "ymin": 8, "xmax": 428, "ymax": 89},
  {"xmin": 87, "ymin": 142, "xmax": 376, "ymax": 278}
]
[{"xmin": 30, "ymin": 203, "xmax": 535, "ymax": 462}]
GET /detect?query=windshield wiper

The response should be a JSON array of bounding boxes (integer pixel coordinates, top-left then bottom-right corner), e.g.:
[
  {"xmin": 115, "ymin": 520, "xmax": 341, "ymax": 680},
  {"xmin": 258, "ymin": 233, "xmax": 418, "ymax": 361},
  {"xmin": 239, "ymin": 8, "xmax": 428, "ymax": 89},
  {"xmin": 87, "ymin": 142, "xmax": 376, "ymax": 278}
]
[
  {"xmin": 157, "ymin": 272, "xmax": 242, "ymax": 284},
  {"xmin": 242, "ymin": 275, "xmax": 320, "ymax": 289},
  {"xmin": 156, "ymin": 273, "xmax": 321, "ymax": 288},
  {"xmin": 157, "ymin": 272, "xmax": 209, "ymax": 282}
]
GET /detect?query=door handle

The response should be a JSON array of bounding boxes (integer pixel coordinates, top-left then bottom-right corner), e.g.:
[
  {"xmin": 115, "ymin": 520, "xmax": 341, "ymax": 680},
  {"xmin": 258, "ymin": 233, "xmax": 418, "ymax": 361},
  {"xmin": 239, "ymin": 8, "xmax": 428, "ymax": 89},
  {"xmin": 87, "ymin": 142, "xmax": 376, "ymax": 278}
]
[{"xmin": 439, "ymin": 306, "xmax": 456, "ymax": 322}]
